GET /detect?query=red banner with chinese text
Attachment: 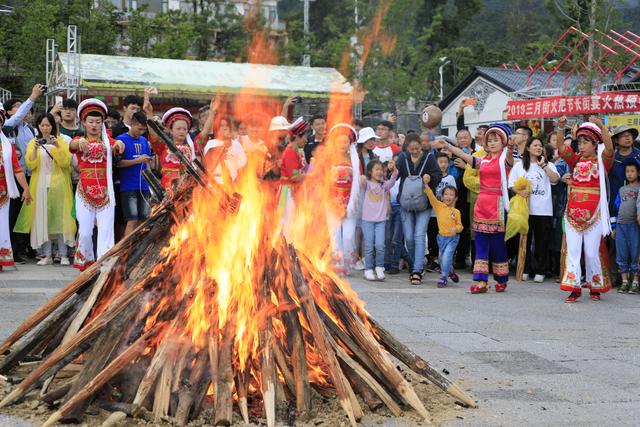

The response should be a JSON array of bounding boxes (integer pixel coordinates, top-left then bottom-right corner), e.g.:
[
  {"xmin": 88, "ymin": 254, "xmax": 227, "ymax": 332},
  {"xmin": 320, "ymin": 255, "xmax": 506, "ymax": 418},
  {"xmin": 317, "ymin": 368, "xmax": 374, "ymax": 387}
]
[{"xmin": 506, "ymin": 92, "xmax": 640, "ymax": 120}]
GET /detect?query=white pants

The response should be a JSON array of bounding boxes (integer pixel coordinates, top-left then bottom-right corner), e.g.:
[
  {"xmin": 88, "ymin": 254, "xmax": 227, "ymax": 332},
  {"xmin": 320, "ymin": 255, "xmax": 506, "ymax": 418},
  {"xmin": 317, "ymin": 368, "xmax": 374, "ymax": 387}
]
[
  {"xmin": 332, "ymin": 216, "xmax": 357, "ymax": 268},
  {"xmin": 0, "ymin": 202, "xmax": 13, "ymax": 264},
  {"xmin": 562, "ymin": 217, "xmax": 604, "ymax": 291},
  {"xmin": 75, "ymin": 194, "xmax": 114, "ymax": 266}
]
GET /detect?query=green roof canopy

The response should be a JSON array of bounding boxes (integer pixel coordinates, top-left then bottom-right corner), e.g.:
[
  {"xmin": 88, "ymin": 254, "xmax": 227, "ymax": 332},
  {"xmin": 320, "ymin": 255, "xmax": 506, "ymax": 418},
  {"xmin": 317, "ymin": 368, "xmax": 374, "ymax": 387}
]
[{"xmin": 58, "ymin": 53, "xmax": 352, "ymax": 99}]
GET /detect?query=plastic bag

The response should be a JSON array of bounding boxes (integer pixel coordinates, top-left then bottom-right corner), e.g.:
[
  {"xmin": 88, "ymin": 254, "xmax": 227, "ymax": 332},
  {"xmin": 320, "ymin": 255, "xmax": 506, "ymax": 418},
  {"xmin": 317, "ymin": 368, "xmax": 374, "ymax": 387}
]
[{"xmin": 505, "ymin": 176, "xmax": 532, "ymax": 241}]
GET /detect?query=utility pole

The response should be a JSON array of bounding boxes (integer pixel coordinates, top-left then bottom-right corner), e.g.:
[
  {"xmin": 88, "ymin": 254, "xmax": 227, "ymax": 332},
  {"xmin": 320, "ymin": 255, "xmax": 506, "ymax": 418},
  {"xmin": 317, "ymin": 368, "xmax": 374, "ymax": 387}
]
[
  {"xmin": 586, "ymin": 0, "xmax": 597, "ymax": 95},
  {"xmin": 300, "ymin": 0, "xmax": 315, "ymax": 66}
]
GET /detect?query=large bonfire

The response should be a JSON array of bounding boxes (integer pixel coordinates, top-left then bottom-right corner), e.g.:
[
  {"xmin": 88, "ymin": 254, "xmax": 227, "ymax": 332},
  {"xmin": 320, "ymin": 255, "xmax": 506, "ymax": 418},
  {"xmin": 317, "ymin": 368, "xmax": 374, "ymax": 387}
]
[{"xmin": 0, "ymin": 18, "xmax": 475, "ymax": 427}]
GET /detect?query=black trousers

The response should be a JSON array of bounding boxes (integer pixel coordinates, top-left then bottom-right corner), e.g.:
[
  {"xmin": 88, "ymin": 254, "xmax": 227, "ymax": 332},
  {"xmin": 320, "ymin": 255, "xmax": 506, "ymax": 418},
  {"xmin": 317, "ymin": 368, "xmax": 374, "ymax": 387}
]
[{"xmin": 525, "ymin": 215, "xmax": 553, "ymax": 276}]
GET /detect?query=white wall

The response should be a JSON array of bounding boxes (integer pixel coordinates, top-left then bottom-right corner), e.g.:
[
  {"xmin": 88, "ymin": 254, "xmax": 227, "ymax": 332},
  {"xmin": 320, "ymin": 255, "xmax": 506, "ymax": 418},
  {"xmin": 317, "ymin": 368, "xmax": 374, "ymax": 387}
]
[{"xmin": 441, "ymin": 77, "xmax": 512, "ymax": 136}]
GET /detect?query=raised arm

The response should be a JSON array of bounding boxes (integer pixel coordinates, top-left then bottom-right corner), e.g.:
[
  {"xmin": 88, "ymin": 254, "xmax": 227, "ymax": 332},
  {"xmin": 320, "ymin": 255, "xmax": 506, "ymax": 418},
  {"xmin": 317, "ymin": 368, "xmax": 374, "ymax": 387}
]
[
  {"xmin": 589, "ymin": 115, "xmax": 613, "ymax": 156},
  {"xmin": 444, "ymin": 141, "xmax": 475, "ymax": 167},
  {"xmin": 4, "ymin": 84, "xmax": 44, "ymax": 128}
]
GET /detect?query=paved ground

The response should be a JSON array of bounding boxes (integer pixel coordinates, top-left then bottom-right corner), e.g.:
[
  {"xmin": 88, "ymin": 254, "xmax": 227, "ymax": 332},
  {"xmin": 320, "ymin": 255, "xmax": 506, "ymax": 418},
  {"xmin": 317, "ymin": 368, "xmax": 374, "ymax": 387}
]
[{"xmin": 1, "ymin": 263, "xmax": 640, "ymax": 426}]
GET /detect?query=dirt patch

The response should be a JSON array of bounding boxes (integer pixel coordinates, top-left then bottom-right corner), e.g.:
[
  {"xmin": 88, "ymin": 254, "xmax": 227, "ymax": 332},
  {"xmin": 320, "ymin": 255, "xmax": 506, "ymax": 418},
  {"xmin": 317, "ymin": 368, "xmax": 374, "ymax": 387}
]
[{"xmin": 1, "ymin": 365, "xmax": 470, "ymax": 426}]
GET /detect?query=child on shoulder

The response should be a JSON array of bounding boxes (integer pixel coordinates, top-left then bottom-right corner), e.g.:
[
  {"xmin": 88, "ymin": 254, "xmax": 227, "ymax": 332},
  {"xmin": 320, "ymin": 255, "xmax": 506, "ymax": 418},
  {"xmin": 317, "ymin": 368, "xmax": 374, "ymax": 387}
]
[
  {"xmin": 360, "ymin": 159, "xmax": 398, "ymax": 281},
  {"xmin": 615, "ymin": 159, "xmax": 640, "ymax": 294},
  {"xmin": 435, "ymin": 151, "xmax": 457, "ymax": 200},
  {"xmin": 423, "ymin": 174, "xmax": 463, "ymax": 288}
]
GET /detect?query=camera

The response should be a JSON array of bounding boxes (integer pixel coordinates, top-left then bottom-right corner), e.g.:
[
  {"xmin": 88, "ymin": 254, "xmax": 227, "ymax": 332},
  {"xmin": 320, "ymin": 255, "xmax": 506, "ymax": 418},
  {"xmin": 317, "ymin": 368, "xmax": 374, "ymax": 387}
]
[
  {"xmin": 292, "ymin": 96, "xmax": 302, "ymax": 104},
  {"xmin": 36, "ymin": 138, "xmax": 49, "ymax": 146}
]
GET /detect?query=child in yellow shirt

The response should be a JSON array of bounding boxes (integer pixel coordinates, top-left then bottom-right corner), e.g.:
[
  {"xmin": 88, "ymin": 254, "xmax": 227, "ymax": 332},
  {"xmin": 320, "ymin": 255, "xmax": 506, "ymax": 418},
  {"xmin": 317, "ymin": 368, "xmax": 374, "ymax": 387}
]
[{"xmin": 423, "ymin": 174, "xmax": 463, "ymax": 287}]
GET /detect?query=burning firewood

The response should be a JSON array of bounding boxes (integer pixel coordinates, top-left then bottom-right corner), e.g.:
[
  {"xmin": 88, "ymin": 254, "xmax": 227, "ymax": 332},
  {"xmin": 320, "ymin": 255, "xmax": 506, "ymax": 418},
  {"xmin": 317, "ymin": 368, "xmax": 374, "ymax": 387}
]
[{"xmin": 0, "ymin": 138, "xmax": 474, "ymax": 427}]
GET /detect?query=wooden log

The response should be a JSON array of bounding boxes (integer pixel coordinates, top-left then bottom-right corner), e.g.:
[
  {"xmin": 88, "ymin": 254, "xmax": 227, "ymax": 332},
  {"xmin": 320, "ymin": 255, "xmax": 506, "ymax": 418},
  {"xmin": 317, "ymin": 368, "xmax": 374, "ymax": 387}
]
[
  {"xmin": 175, "ymin": 350, "xmax": 208, "ymax": 426},
  {"xmin": 94, "ymin": 400, "xmax": 154, "ymax": 422},
  {"xmin": 259, "ymin": 273, "xmax": 276, "ymax": 427},
  {"xmin": 132, "ymin": 336, "xmax": 177, "ymax": 412},
  {"xmin": 330, "ymin": 336, "xmax": 401, "ymax": 416},
  {"xmin": 234, "ymin": 370, "xmax": 249, "ymax": 424},
  {"xmin": 273, "ymin": 343, "xmax": 295, "ymax": 396},
  {"xmin": 61, "ymin": 294, "xmax": 142, "ymax": 422},
  {"xmin": 0, "ymin": 294, "xmax": 81, "ymax": 374},
  {"xmin": 330, "ymin": 298, "xmax": 430, "ymax": 422},
  {"xmin": 0, "ymin": 282, "xmax": 145, "ymax": 409},
  {"xmin": 516, "ymin": 233, "xmax": 527, "ymax": 282},
  {"xmin": 152, "ymin": 352, "xmax": 174, "ymax": 421},
  {"xmin": 341, "ymin": 362, "xmax": 383, "ymax": 411},
  {"xmin": 40, "ymin": 381, "xmax": 72, "ymax": 404},
  {"xmin": 40, "ymin": 325, "xmax": 157, "ymax": 427},
  {"xmin": 286, "ymin": 245, "xmax": 359, "ymax": 427},
  {"xmin": 213, "ymin": 318, "xmax": 235, "ymax": 426},
  {"xmin": 368, "ymin": 317, "xmax": 477, "ymax": 408}
]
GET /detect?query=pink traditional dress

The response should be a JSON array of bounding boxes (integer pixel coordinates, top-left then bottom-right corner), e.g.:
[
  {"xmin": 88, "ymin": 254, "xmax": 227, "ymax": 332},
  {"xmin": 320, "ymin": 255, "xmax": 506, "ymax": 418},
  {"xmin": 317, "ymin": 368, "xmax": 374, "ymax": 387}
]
[
  {"xmin": 153, "ymin": 142, "xmax": 193, "ymax": 190},
  {"xmin": 472, "ymin": 154, "xmax": 510, "ymax": 283}
]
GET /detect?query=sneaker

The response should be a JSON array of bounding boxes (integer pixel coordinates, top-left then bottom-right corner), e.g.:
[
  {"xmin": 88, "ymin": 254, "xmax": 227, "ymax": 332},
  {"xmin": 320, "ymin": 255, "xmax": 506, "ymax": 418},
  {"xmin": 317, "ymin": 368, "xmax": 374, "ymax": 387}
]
[
  {"xmin": 522, "ymin": 273, "xmax": 530, "ymax": 281},
  {"xmin": 619, "ymin": 280, "xmax": 631, "ymax": 293},
  {"xmin": 629, "ymin": 281, "xmax": 639, "ymax": 294},
  {"xmin": 387, "ymin": 267, "xmax": 400, "ymax": 275},
  {"xmin": 37, "ymin": 256, "xmax": 53, "ymax": 266},
  {"xmin": 364, "ymin": 269, "xmax": 376, "ymax": 281},
  {"xmin": 60, "ymin": 257, "xmax": 71, "ymax": 266},
  {"xmin": 375, "ymin": 267, "xmax": 385, "ymax": 281},
  {"xmin": 534, "ymin": 274, "xmax": 545, "ymax": 283},
  {"xmin": 353, "ymin": 259, "xmax": 365, "ymax": 271}
]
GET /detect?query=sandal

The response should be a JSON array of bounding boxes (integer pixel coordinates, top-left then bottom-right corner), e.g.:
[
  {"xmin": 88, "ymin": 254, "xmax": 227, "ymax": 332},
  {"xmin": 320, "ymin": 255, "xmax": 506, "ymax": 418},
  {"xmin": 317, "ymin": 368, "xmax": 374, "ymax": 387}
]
[
  {"xmin": 590, "ymin": 291, "xmax": 601, "ymax": 301},
  {"xmin": 410, "ymin": 272, "xmax": 422, "ymax": 286},
  {"xmin": 565, "ymin": 291, "xmax": 581, "ymax": 303},
  {"xmin": 494, "ymin": 283, "xmax": 507, "ymax": 293},
  {"xmin": 437, "ymin": 276, "xmax": 448, "ymax": 288},
  {"xmin": 448, "ymin": 272, "xmax": 459, "ymax": 283},
  {"xmin": 469, "ymin": 282, "xmax": 489, "ymax": 294}
]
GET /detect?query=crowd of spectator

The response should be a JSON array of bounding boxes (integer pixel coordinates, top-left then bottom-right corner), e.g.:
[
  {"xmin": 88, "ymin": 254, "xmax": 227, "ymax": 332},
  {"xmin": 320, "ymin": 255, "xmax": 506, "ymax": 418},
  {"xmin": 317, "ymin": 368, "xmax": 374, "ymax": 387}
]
[{"xmin": 1, "ymin": 87, "xmax": 639, "ymax": 303}]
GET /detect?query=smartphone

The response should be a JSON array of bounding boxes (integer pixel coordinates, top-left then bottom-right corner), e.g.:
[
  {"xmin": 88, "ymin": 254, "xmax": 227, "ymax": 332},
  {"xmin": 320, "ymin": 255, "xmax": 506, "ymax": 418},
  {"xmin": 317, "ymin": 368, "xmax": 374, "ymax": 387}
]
[{"xmin": 55, "ymin": 96, "xmax": 63, "ymax": 108}]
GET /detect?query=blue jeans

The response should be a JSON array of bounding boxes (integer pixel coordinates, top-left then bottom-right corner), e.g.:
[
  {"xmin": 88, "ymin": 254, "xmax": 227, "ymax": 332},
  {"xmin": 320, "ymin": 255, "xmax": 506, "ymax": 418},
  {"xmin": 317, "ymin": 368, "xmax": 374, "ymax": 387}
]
[
  {"xmin": 616, "ymin": 223, "xmax": 640, "ymax": 275},
  {"xmin": 385, "ymin": 204, "xmax": 406, "ymax": 268},
  {"xmin": 362, "ymin": 220, "xmax": 386, "ymax": 269},
  {"xmin": 401, "ymin": 208, "xmax": 431, "ymax": 273},
  {"xmin": 437, "ymin": 234, "xmax": 460, "ymax": 276}
]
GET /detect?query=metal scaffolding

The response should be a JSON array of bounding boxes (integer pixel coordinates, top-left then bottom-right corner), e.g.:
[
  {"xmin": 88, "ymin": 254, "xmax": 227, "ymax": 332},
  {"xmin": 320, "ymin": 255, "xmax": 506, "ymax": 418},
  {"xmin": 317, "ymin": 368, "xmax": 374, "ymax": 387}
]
[{"xmin": 45, "ymin": 25, "xmax": 81, "ymax": 104}]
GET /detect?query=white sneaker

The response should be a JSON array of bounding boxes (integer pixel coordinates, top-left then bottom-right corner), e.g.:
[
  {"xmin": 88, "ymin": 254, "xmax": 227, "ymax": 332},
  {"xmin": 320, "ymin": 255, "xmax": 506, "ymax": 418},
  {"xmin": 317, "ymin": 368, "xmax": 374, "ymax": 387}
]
[
  {"xmin": 364, "ymin": 269, "xmax": 376, "ymax": 281},
  {"xmin": 534, "ymin": 274, "xmax": 545, "ymax": 283},
  {"xmin": 522, "ymin": 273, "xmax": 530, "ymax": 281},
  {"xmin": 353, "ymin": 259, "xmax": 365, "ymax": 271},
  {"xmin": 60, "ymin": 257, "xmax": 70, "ymax": 266},
  {"xmin": 37, "ymin": 256, "xmax": 53, "ymax": 266},
  {"xmin": 375, "ymin": 266, "xmax": 385, "ymax": 281}
]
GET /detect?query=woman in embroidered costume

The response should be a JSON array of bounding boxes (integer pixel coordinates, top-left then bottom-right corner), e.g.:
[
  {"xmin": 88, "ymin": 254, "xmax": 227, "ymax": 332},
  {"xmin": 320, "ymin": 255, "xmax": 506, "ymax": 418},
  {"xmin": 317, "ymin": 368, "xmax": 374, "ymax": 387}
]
[
  {"xmin": 556, "ymin": 116, "xmax": 614, "ymax": 302},
  {"xmin": 69, "ymin": 99, "xmax": 124, "ymax": 270},
  {"xmin": 149, "ymin": 107, "xmax": 197, "ymax": 190},
  {"xmin": 279, "ymin": 117, "xmax": 309, "ymax": 228},
  {"xmin": 445, "ymin": 124, "xmax": 515, "ymax": 293},
  {"xmin": 14, "ymin": 113, "xmax": 76, "ymax": 266},
  {"xmin": 325, "ymin": 124, "xmax": 361, "ymax": 274},
  {"xmin": 0, "ymin": 103, "xmax": 32, "ymax": 268}
]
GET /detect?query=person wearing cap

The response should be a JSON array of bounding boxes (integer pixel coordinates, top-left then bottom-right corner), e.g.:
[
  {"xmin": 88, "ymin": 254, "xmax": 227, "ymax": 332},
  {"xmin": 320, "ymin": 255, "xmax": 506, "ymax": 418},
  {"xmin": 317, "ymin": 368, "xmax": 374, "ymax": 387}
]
[
  {"xmin": 444, "ymin": 124, "xmax": 515, "ymax": 294},
  {"xmin": 320, "ymin": 124, "xmax": 361, "ymax": 274},
  {"xmin": 280, "ymin": 117, "xmax": 309, "ymax": 184},
  {"xmin": 373, "ymin": 120, "xmax": 401, "ymax": 162},
  {"xmin": 356, "ymin": 127, "xmax": 380, "ymax": 174},
  {"xmin": 608, "ymin": 124, "xmax": 640, "ymax": 229},
  {"xmin": 203, "ymin": 116, "xmax": 247, "ymax": 186},
  {"xmin": 556, "ymin": 115, "xmax": 615, "ymax": 302},
  {"xmin": 148, "ymin": 107, "xmax": 197, "ymax": 190},
  {"xmin": 278, "ymin": 117, "xmax": 309, "ymax": 229},
  {"xmin": 69, "ymin": 99, "xmax": 125, "ymax": 270}
]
